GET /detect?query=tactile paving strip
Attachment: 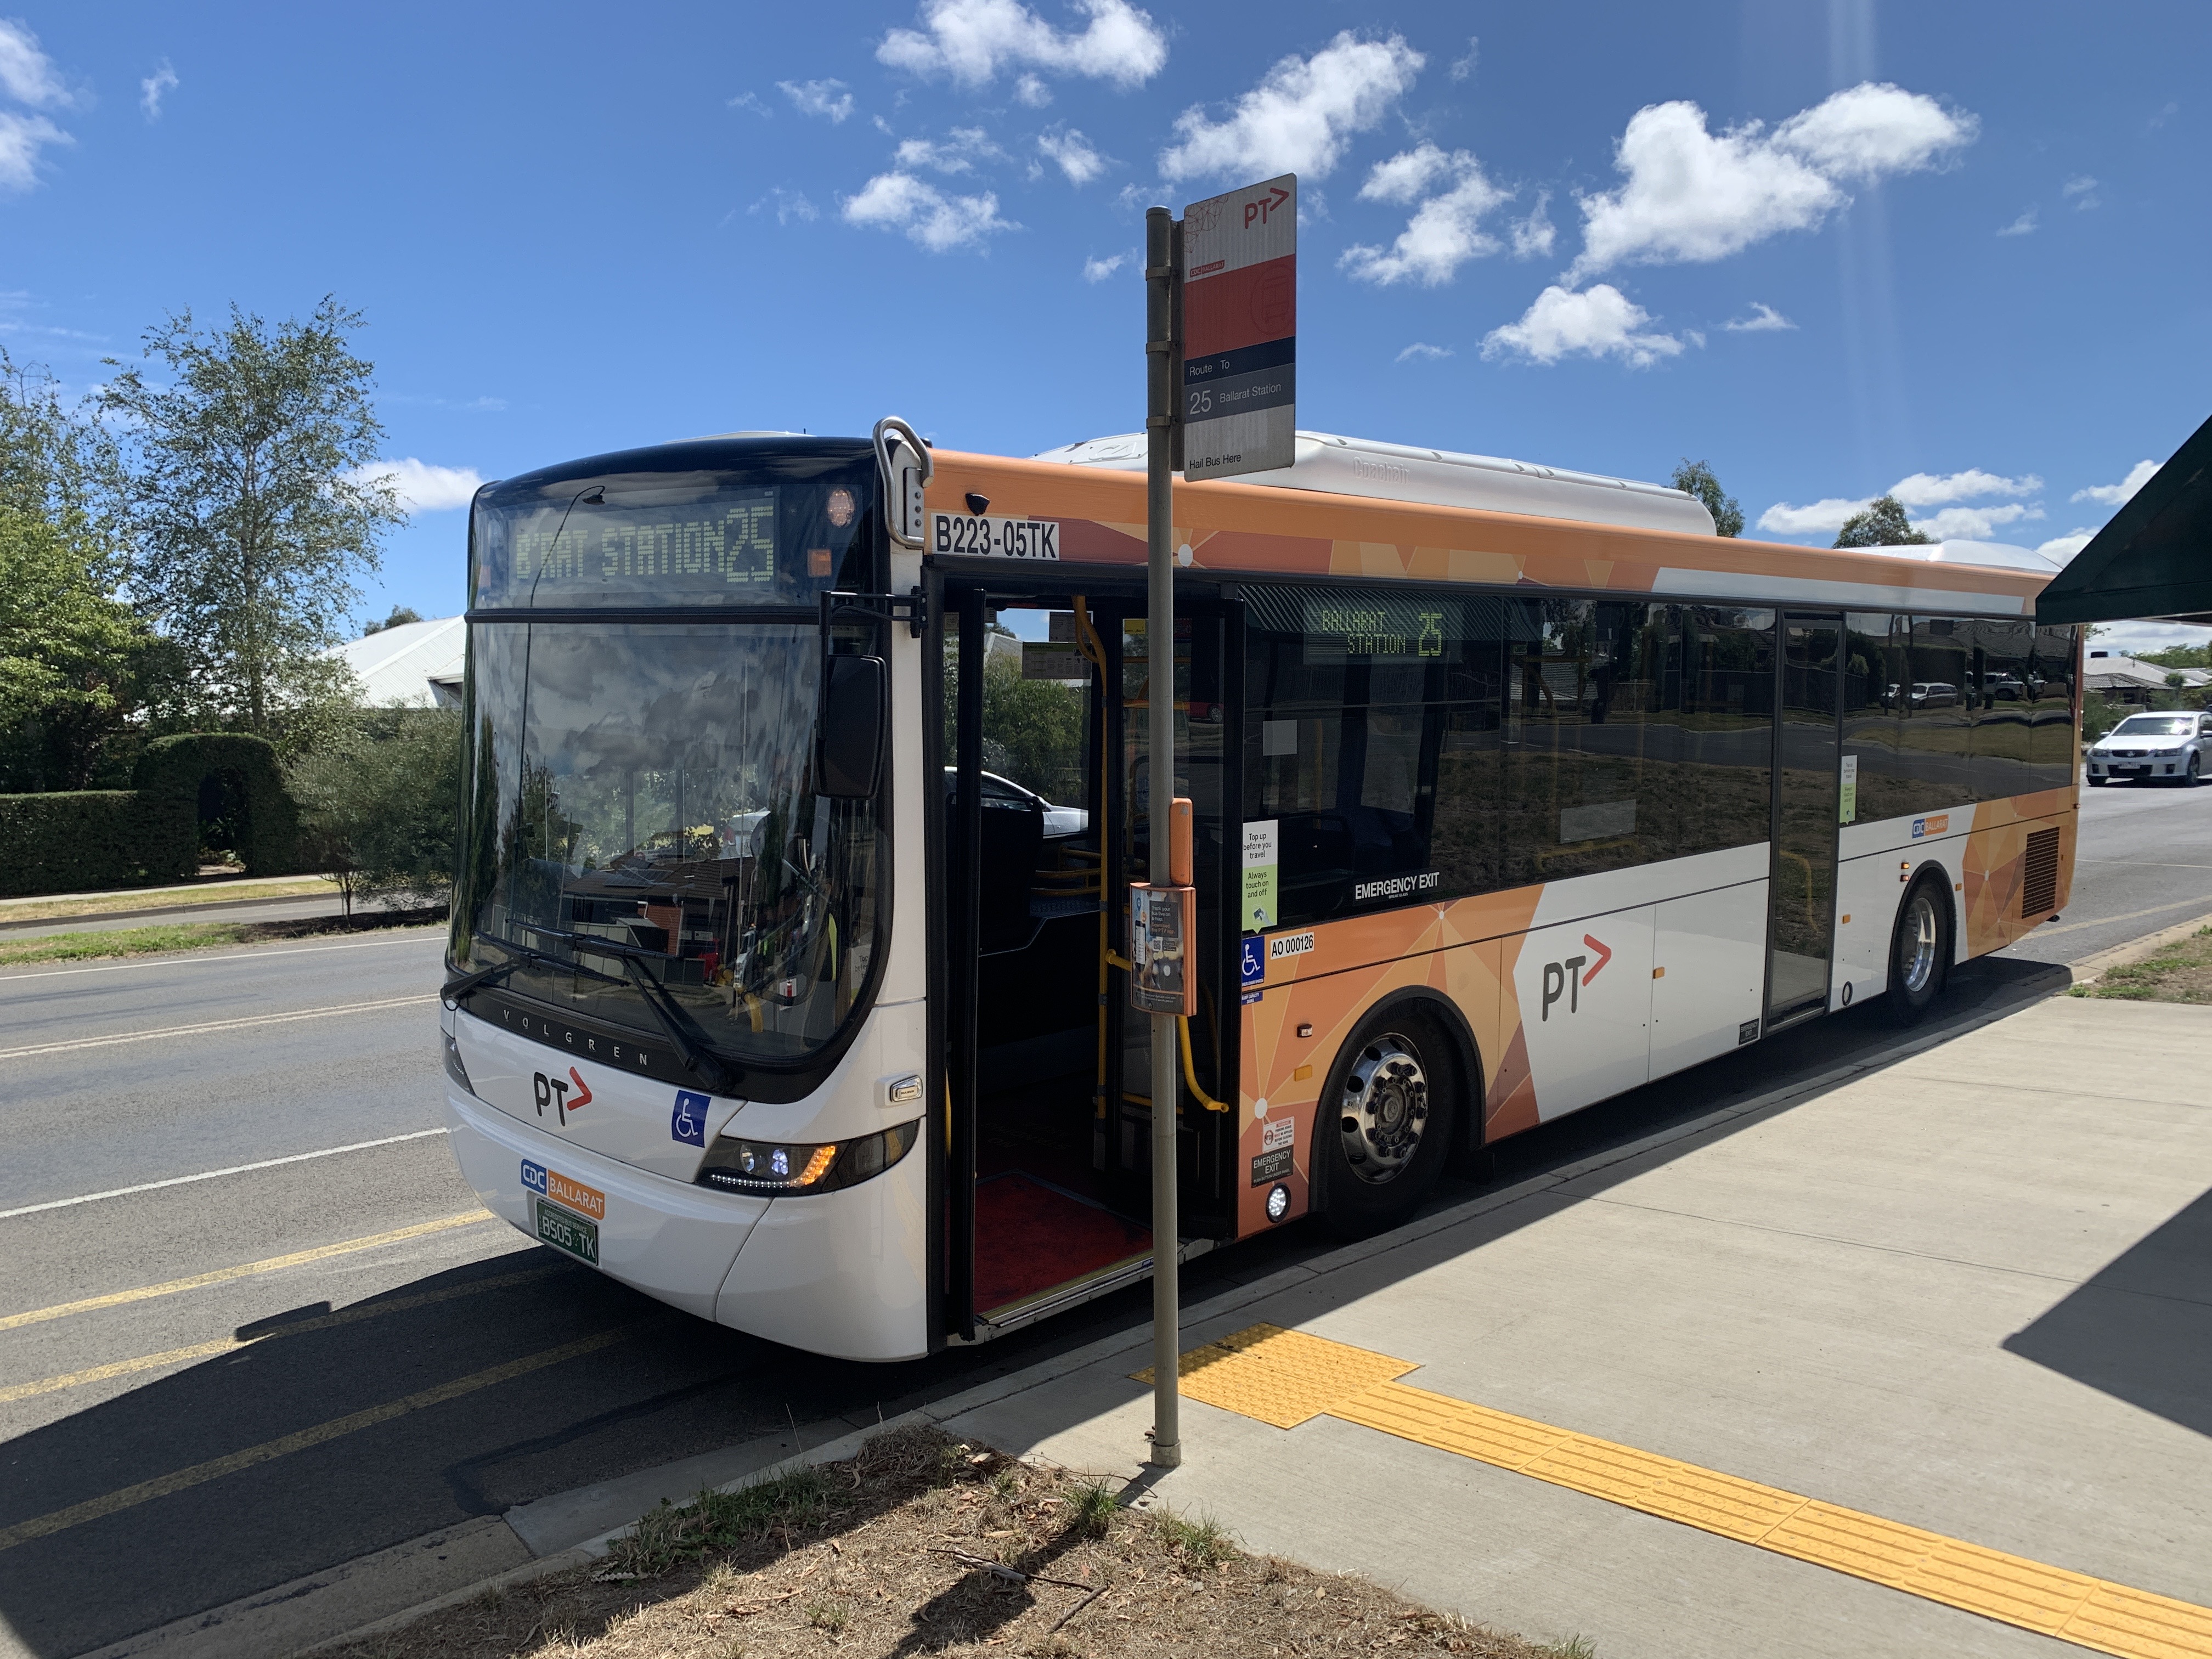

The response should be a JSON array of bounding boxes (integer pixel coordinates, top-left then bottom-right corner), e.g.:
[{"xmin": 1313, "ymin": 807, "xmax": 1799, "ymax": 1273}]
[{"xmin": 1138, "ymin": 1324, "xmax": 2212, "ymax": 1659}]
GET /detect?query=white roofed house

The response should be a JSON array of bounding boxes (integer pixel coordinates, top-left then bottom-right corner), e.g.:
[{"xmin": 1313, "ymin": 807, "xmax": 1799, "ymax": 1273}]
[
  {"xmin": 320, "ymin": 616, "xmax": 467, "ymax": 708},
  {"xmin": 2083, "ymin": 649, "xmax": 2211, "ymax": 706}
]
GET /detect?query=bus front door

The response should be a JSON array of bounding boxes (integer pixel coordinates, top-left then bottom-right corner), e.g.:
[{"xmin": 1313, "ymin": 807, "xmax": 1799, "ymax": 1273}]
[
  {"xmin": 939, "ymin": 585, "xmax": 1238, "ymax": 1341},
  {"xmin": 1769, "ymin": 614, "xmax": 1844, "ymax": 1024}
]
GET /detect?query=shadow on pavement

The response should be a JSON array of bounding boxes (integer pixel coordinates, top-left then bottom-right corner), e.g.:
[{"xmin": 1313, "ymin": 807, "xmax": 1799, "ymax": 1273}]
[
  {"xmin": 2002, "ymin": 1185, "xmax": 2212, "ymax": 1439},
  {"xmin": 0, "ymin": 956, "xmax": 2069, "ymax": 1656}
]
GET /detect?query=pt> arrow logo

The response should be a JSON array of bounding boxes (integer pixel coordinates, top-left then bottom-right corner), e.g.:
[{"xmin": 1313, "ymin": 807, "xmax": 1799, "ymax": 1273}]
[{"xmin": 1580, "ymin": 935, "xmax": 1612, "ymax": 985}]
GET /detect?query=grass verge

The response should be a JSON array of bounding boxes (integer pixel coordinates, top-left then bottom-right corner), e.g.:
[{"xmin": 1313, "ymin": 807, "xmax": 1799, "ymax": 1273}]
[
  {"xmin": 2069, "ymin": 926, "xmax": 2212, "ymax": 1004},
  {"xmin": 0, "ymin": 906, "xmax": 446, "ymax": 967},
  {"xmin": 320, "ymin": 1425, "xmax": 1589, "ymax": 1659},
  {"xmin": 0, "ymin": 876, "xmax": 340, "ymax": 923}
]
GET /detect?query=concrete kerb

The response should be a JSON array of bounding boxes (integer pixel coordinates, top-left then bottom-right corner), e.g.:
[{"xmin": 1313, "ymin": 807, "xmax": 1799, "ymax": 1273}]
[
  {"xmin": 2068, "ymin": 907, "xmax": 2212, "ymax": 985},
  {"xmin": 303, "ymin": 963, "xmax": 2068, "ymax": 1655}
]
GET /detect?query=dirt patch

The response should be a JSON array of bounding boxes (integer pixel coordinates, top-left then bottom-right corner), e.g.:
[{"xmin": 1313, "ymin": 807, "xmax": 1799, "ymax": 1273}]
[
  {"xmin": 2072, "ymin": 926, "xmax": 2212, "ymax": 1005},
  {"xmin": 322, "ymin": 1426, "xmax": 1585, "ymax": 1659},
  {"xmin": 0, "ymin": 905, "xmax": 445, "ymax": 966}
]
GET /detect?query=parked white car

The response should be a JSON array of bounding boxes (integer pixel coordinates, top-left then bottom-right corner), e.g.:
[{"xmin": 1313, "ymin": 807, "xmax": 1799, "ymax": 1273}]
[{"xmin": 2086, "ymin": 711, "xmax": 2212, "ymax": 786}]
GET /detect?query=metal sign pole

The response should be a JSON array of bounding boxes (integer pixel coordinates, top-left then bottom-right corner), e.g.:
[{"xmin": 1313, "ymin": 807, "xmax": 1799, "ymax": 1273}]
[{"xmin": 1143, "ymin": 202, "xmax": 1182, "ymax": 1469}]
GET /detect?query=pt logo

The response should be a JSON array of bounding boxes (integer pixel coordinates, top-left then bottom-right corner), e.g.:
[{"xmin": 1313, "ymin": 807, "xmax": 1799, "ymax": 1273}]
[
  {"xmin": 1243, "ymin": 183, "xmax": 1291, "ymax": 228},
  {"xmin": 1541, "ymin": 935, "xmax": 1613, "ymax": 1020},
  {"xmin": 533, "ymin": 1066, "xmax": 594, "ymax": 1126}
]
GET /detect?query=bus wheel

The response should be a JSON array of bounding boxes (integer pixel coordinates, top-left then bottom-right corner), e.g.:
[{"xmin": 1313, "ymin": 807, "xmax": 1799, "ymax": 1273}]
[
  {"xmin": 1317, "ymin": 1009, "xmax": 1458, "ymax": 1239},
  {"xmin": 1884, "ymin": 879, "xmax": 1951, "ymax": 1026}
]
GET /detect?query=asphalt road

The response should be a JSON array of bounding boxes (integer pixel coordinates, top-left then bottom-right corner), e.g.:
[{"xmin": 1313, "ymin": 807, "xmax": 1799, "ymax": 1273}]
[{"xmin": 1, "ymin": 782, "xmax": 2203, "ymax": 1657}]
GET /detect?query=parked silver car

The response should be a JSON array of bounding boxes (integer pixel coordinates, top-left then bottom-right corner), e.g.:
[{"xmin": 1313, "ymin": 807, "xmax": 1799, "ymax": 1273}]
[{"xmin": 2086, "ymin": 710, "xmax": 2212, "ymax": 786}]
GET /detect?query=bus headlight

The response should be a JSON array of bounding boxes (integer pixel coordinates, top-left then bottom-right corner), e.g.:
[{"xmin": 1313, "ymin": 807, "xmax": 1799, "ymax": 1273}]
[{"xmin": 695, "ymin": 1119, "xmax": 921, "ymax": 1197}]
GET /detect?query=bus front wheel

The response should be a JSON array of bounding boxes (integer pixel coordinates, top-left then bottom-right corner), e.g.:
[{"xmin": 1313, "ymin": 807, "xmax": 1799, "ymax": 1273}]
[
  {"xmin": 1884, "ymin": 879, "xmax": 1952, "ymax": 1026},
  {"xmin": 1316, "ymin": 1007, "xmax": 1459, "ymax": 1239}
]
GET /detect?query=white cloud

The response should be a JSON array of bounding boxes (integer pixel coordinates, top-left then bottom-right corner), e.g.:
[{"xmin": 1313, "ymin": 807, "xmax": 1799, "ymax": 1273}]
[
  {"xmin": 1769, "ymin": 81, "xmax": 1977, "ymax": 182},
  {"xmin": 1723, "ymin": 302, "xmax": 1796, "ymax": 332},
  {"xmin": 749, "ymin": 187, "xmax": 819, "ymax": 225},
  {"xmin": 894, "ymin": 126, "xmax": 1005, "ymax": 173},
  {"xmin": 729, "ymin": 91, "xmax": 771, "ymax": 118},
  {"xmin": 1396, "ymin": 342, "xmax": 1452, "ymax": 363},
  {"xmin": 0, "ymin": 20, "xmax": 74, "ymax": 109},
  {"xmin": 2088, "ymin": 619, "xmax": 2212, "ymax": 655},
  {"xmin": 1341, "ymin": 146, "xmax": 1508, "ymax": 286},
  {"xmin": 1911, "ymin": 501, "xmax": 2039, "ymax": 540},
  {"xmin": 1758, "ymin": 496, "xmax": 1873, "ymax": 535},
  {"xmin": 1448, "ymin": 37, "xmax": 1479, "ymax": 83},
  {"xmin": 1037, "ymin": 126, "xmax": 1107, "ymax": 184},
  {"xmin": 140, "ymin": 60, "xmax": 178, "ymax": 121},
  {"xmin": 1888, "ymin": 469, "xmax": 2040, "ymax": 507},
  {"xmin": 780, "ymin": 78, "xmax": 854, "ymax": 123},
  {"xmin": 1508, "ymin": 192, "xmax": 1555, "ymax": 259},
  {"xmin": 2073, "ymin": 459, "xmax": 2157, "ymax": 505},
  {"xmin": 1082, "ymin": 250, "xmax": 1131, "ymax": 281},
  {"xmin": 352, "ymin": 459, "xmax": 483, "ymax": 514},
  {"xmin": 1997, "ymin": 206, "xmax": 2038, "ymax": 236},
  {"xmin": 2035, "ymin": 528, "xmax": 2098, "ymax": 563},
  {"xmin": 0, "ymin": 111, "xmax": 69, "ymax": 192},
  {"xmin": 843, "ymin": 171, "xmax": 1016, "ymax": 252},
  {"xmin": 1571, "ymin": 82, "xmax": 1974, "ymax": 280},
  {"xmin": 1482, "ymin": 284, "xmax": 1685, "ymax": 369},
  {"xmin": 1158, "ymin": 32, "xmax": 1423, "ymax": 184},
  {"xmin": 877, "ymin": 0, "xmax": 1166, "ymax": 90},
  {"xmin": 2062, "ymin": 173, "xmax": 2100, "ymax": 209},
  {"xmin": 1014, "ymin": 74, "xmax": 1051, "ymax": 107}
]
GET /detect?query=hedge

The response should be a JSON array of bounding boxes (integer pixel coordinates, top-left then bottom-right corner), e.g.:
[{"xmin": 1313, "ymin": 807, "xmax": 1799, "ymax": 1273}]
[
  {"xmin": 133, "ymin": 733, "xmax": 304, "ymax": 881},
  {"xmin": 0, "ymin": 732, "xmax": 307, "ymax": 897},
  {"xmin": 0, "ymin": 792, "xmax": 160, "ymax": 897}
]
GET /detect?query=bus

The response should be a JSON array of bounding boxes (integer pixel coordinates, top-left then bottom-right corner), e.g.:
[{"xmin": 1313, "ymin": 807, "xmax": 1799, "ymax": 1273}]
[{"xmin": 438, "ymin": 424, "xmax": 2079, "ymax": 1361}]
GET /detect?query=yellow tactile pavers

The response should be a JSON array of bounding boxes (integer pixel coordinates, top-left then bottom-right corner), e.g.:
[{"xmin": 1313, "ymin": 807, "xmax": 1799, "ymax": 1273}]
[{"xmin": 1138, "ymin": 1324, "xmax": 2212, "ymax": 1659}]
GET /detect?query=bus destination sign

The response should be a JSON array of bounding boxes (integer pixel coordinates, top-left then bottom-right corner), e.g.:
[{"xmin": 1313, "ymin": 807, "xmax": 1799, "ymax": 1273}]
[{"xmin": 1181, "ymin": 173, "xmax": 1296, "ymax": 482}]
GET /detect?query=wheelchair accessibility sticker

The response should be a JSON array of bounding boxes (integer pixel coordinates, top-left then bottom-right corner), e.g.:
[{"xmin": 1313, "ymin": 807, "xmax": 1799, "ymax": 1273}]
[{"xmin": 671, "ymin": 1089, "xmax": 709, "ymax": 1147}]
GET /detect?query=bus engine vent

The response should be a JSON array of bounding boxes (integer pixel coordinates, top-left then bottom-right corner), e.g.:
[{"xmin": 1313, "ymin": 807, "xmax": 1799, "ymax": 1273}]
[{"xmin": 2020, "ymin": 827, "xmax": 2061, "ymax": 919}]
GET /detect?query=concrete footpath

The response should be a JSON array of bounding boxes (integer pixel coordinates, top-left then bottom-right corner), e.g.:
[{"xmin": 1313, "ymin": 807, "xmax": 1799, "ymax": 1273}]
[
  {"xmin": 949, "ymin": 995, "xmax": 2212, "ymax": 1658},
  {"xmin": 86, "ymin": 990, "xmax": 2212, "ymax": 1659}
]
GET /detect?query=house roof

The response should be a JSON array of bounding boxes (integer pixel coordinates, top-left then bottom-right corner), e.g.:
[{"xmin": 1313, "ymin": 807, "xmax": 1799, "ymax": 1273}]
[{"xmin": 320, "ymin": 616, "xmax": 466, "ymax": 707}]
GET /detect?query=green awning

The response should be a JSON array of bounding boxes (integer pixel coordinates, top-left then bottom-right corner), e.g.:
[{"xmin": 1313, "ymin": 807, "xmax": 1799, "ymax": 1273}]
[{"xmin": 2037, "ymin": 411, "xmax": 2212, "ymax": 625}]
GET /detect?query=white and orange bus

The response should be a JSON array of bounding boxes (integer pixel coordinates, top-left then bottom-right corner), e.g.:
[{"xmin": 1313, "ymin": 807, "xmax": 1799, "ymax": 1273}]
[{"xmin": 439, "ymin": 425, "xmax": 2078, "ymax": 1359}]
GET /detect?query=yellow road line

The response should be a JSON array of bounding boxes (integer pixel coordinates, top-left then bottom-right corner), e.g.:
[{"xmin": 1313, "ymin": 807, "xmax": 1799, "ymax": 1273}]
[
  {"xmin": 0, "ymin": 1265, "xmax": 566, "ymax": 1404},
  {"xmin": 0, "ymin": 1211, "xmax": 496, "ymax": 1332},
  {"xmin": 0, "ymin": 993, "xmax": 432, "ymax": 1061},
  {"xmin": 0, "ymin": 1325, "xmax": 633, "ymax": 1552},
  {"xmin": 1144, "ymin": 1325, "xmax": 2212, "ymax": 1659}
]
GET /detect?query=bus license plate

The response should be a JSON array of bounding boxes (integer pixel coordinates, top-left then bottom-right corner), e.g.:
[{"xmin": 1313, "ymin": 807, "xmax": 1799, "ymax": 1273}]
[
  {"xmin": 534, "ymin": 1198, "xmax": 599, "ymax": 1265},
  {"xmin": 930, "ymin": 512, "xmax": 1059, "ymax": 560}
]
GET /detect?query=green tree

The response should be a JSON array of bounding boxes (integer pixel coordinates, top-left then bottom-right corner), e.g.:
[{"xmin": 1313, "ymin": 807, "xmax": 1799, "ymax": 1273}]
[
  {"xmin": 99, "ymin": 297, "xmax": 405, "ymax": 739},
  {"xmin": 943, "ymin": 648, "xmax": 1087, "ymax": 805},
  {"xmin": 286, "ymin": 708, "xmax": 463, "ymax": 916},
  {"xmin": 0, "ymin": 352, "xmax": 183, "ymax": 789},
  {"xmin": 1833, "ymin": 495, "xmax": 1928, "ymax": 549},
  {"xmin": 1669, "ymin": 459, "xmax": 1744, "ymax": 537},
  {"xmin": 363, "ymin": 604, "xmax": 423, "ymax": 635}
]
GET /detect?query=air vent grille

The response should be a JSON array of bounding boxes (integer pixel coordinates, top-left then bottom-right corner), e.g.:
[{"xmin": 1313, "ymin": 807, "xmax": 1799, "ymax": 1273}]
[{"xmin": 2021, "ymin": 827, "xmax": 2061, "ymax": 919}]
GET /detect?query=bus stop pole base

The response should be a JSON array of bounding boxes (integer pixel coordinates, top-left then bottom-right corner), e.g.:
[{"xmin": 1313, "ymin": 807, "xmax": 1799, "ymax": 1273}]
[{"xmin": 1150, "ymin": 1007, "xmax": 1181, "ymax": 1468}]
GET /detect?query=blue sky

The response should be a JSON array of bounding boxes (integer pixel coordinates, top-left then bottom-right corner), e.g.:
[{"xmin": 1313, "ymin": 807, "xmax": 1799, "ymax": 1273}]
[{"xmin": 3, "ymin": 1, "xmax": 2207, "ymax": 649}]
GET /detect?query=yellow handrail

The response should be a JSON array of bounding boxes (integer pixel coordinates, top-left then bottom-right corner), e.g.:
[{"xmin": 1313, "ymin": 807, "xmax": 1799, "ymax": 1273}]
[{"xmin": 1178, "ymin": 1015, "xmax": 1230, "ymax": 1113}]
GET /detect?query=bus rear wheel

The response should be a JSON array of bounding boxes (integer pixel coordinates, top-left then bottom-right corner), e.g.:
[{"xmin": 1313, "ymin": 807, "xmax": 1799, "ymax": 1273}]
[
  {"xmin": 1884, "ymin": 879, "xmax": 1951, "ymax": 1026},
  {"xmin": 1316, "ymin": 1007, "xmax": 1459, "ymax": 1239}
]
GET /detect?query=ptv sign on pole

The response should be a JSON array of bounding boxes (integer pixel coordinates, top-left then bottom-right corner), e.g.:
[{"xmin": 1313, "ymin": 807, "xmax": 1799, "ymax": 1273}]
[{"xmin": 1178, "ymin": 174, "xmax": 1295, "ymax": 481}]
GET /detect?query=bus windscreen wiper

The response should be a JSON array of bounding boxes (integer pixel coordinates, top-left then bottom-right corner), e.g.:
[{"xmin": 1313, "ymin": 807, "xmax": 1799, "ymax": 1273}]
[
  {"xmin": 516, "ymin": 923, "xmax": 738, "ymax": 1094},
  {"xmin": 442, "ymin": 934, "xmax": 625, "ymax": 1006}
]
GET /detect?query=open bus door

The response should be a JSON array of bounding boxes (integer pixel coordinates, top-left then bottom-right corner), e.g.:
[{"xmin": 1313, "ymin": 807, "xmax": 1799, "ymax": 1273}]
[{"xmin": 934, "ymin": 579, "xmax": 1240, "ymax": 1342}]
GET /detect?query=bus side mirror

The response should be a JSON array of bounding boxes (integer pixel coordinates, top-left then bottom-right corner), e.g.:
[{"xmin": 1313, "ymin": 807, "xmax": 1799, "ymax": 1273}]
[{"xmin": 819, "ymin": 654, "xmax": 885, "ymax": 799}]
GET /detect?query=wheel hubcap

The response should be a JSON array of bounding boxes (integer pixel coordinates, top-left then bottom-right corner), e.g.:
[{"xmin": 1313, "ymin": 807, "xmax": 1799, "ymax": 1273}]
[
  {"xmin": 1338, "ymin": 1036, "xmax": 1430, "ymax": 1186},
  {"xmin": 1901, "ymin": 893, "xmax": 1938, "ymax": 995}
]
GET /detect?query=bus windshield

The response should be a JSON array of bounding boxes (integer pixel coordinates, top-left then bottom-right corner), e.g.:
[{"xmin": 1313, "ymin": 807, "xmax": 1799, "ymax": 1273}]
[{"xmin": 452, "ymin": 621, "xmax": 884, "ymax": 1068}]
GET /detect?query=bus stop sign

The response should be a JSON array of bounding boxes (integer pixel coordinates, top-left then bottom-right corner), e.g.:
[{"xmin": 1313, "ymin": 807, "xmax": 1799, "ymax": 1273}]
[{"xmin": 1180, "ymin": 174, "xmax": 1295, "ymax": 481}]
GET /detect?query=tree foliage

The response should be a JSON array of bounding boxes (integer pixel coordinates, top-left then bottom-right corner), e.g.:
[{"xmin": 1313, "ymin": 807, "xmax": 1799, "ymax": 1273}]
[
  {"xmin": 100, "ymin": 297, "xmax": 405, "ymax": 738},
  {"xmin": 1833, "ymin": 495, "xmax": 1929, "ymax": 549},
  {"xmin": 944, "ymin": 647, "xmax": 1087, "ymax": 805},
  {"xmin": 1669, "ymin": 459, "xmax": 1743, "ymax": 538},
  {"xmin": 0, "ymin": 352, "xmax": 185, "ymax": 791},
  {"xmin": 286, "ymin": 708, "xmax": 462, "ymax": 914}
]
